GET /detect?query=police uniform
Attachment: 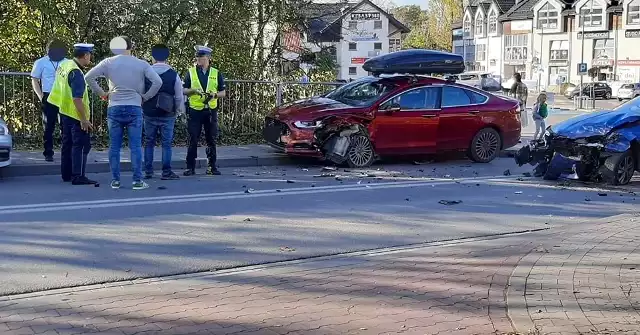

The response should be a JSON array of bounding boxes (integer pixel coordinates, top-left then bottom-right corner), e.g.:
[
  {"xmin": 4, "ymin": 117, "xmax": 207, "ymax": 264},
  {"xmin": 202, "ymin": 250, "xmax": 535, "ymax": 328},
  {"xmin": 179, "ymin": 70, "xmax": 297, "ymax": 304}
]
[
  {"xmin": 182, "ymin": 45, "xmax": 226, "ymax": 176},
  {"xmin": 47, "ymin": 43, "xmax": 97, "ymax": 185}
]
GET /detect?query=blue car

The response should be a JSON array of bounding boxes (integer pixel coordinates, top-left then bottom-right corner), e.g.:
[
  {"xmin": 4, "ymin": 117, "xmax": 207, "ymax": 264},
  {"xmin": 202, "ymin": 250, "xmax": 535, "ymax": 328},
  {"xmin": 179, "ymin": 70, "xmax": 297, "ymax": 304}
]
[{"xmin": 514, "ymin": 97, "xmax": 640, "ymax": 185}]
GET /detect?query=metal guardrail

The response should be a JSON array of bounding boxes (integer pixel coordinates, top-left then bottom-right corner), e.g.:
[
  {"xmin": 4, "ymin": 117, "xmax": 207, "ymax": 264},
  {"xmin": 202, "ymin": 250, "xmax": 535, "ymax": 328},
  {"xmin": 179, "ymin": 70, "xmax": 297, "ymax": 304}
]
[{"xmin": 0, "ymin": 72, "xmax": 343, "ymax": 146}]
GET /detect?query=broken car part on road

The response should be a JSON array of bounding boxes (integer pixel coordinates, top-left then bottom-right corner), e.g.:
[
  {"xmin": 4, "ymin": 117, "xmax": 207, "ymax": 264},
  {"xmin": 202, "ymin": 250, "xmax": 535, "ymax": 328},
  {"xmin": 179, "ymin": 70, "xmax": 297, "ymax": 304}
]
[{"xmin": 514, "ymin": 97, "xmax": 640, "ymax": 185}]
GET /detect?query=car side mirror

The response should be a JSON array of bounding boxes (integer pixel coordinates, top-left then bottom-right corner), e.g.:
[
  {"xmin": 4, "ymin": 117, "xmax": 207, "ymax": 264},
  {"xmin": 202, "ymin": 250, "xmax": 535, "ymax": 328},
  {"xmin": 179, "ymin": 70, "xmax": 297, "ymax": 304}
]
[{"xmin": 380, "ymin": 103, "xmax": 401, "ymax": 113}]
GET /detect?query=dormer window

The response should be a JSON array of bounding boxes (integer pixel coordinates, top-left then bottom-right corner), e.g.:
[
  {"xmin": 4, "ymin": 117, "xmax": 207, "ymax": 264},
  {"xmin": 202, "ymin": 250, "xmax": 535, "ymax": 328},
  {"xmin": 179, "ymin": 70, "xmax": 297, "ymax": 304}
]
[
  {"xmin": 628, "ymin": 0, "xmax": 640, "ymax": 24},
  {"xmin": 463, "ymin": 14, "xmax": 473, "ymax": 37},
  {"xmin": 578, "ymin": 0, "xmax": 605, "ymax": 27},
  {"xmin": 488, "ymin": 9, "xmax": 498, "ymax": 34},
  {"xmin": 475, "ymin": 13, "xmax": 485, "ymax": 36},
  {"xmin": 537, "ymin": 3, "xmax": 559, "ymax": 29}
]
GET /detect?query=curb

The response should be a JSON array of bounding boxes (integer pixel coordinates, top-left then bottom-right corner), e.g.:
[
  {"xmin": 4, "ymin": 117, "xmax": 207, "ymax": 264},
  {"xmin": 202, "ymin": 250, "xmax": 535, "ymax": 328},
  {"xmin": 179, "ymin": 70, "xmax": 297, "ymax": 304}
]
[{"xmin": 2, "ymin": 147, "xmax": 522, "ymax": 178}]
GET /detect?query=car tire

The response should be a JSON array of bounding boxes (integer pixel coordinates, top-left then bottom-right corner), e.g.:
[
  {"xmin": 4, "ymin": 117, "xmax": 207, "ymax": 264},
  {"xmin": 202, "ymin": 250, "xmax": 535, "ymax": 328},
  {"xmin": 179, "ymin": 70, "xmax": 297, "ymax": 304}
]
[
  {"xmin": 345, "ymin": 134, "xmax": 376, "ymax": 168},
  {"xmin": 575, "ymin": 162, "xmax": 596, "ymax": 181},
  {"xmin": 605, "ymin": 92, "xmax": 612, "ymax": 100},
  {"xmin": 468, "ymin": 128, "xmax": 501, "ymax": 163},
  {"xmin": 600, "ymin": 150, "xmax": 636, "ymax": 185}
]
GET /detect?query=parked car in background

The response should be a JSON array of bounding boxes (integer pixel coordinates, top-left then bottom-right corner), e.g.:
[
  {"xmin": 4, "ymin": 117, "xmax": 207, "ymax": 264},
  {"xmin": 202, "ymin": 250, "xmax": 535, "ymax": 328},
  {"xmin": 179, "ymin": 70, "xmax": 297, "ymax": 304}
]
[
  {"xmin": 0, "ymin": 117, "xmax": 12, "ymax": 168},
  {"xmin": 566, "ymin": 82, "xmax": 613, "ymax": 100},
  {"xmin": 617, "ymin": 83, "xmax": 640, "ymax": 101}
]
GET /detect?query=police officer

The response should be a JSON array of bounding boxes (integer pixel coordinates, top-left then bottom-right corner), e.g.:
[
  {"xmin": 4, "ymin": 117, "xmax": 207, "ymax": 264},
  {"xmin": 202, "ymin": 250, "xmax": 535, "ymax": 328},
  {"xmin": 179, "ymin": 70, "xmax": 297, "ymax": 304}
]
[
  {"xmin": 47, "ymin": 43, "xmax": 97, "ymax": 185},
  {"xmin": 182, "ymin": 45, "xmax": 226, "ymax": 176}
]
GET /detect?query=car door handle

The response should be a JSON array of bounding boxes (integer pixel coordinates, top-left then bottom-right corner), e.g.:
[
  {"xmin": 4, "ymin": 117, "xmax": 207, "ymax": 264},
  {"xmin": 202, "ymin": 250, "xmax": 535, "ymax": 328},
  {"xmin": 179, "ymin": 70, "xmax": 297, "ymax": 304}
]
[
  {"xmin": 421, "ymin": 114, "xmax": 437, "ymax": 118},
  {"xmin": 468, "ymin": 110, "xmax": 480, "ymax": 114}
]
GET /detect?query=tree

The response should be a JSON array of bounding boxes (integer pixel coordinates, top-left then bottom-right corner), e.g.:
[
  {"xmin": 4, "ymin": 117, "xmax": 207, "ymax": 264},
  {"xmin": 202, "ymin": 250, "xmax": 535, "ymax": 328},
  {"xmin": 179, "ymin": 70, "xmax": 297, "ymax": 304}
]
[{"xmin": 392, "ymin": 0, "xmax": 462, "ymax": 52}]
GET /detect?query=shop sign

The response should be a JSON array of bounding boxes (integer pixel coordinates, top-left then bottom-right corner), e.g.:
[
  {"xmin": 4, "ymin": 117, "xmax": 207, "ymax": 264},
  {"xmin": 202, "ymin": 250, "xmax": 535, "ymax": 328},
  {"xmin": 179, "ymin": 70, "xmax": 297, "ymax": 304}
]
[
  {"xmin": 351, "ymin": 57, "xmax": 368, "ymax": 64},
  {"xmin": 510, "ymin": 20, "xmax": 532, "ymax": 32},
  {"xmin": 350, "ymin": 12, "xmax": 380, "ymax": 20},
  {"xmin": 617, "ymin": 59, "xmax": 640, "ymax": 66},
  {"xmin": 351, "ymin": 31, "xmax": 379, "ymax": 41},
  {"xmin": 625, "ymin": 29, "xmax": 640, "ymax": 38},
  {"xmin": 591, "ymin": 58, "xmax": 614, "ymax": 66},
  {"xmin": 577, "ymin": 31, "xmax": 611, "ymax": 39}
]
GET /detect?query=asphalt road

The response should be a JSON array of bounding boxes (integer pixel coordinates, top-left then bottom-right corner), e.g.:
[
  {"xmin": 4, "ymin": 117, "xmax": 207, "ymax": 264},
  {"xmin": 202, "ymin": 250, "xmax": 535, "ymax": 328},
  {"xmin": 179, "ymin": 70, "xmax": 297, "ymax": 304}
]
[{"xmin": 1, "ymin": 158, "xmax": 639, "ymax": 296}]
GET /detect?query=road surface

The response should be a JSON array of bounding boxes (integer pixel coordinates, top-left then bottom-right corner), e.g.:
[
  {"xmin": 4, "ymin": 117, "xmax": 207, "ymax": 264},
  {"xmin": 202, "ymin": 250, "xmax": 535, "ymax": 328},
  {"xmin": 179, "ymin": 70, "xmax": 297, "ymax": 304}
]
[{"xmin": 1, "ymin": 158, "xmax": 640, "ymax": 297}]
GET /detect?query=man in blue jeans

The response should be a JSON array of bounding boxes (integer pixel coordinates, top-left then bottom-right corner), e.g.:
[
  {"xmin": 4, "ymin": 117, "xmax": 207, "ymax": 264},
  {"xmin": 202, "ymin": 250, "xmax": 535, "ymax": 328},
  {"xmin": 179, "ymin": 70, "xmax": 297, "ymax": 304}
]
[
  {"xmin": 142, "ymin": 44, "xmax": 184, "ymax": 180},
  {"xmin": 85, "ymin": 36, "xmax": 162, "ymax": 190}
]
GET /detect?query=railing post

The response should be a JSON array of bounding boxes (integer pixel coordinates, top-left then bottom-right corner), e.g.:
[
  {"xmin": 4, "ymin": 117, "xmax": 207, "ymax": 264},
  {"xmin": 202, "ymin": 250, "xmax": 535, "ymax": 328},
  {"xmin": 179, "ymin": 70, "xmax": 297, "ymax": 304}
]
[{"xmin": 276, "ymin": 82, "xmax": 283, "ymax": 107}]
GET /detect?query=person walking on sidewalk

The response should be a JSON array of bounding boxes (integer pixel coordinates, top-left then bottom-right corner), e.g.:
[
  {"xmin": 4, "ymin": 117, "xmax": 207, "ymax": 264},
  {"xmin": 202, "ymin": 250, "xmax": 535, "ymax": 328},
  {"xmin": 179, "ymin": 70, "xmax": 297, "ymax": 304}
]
[
  {"xmin": 85, "ymin": 36, "xmax": 162, "ymax": 190},
  {"xmin": 47, "ymin": 43, "xmax": 98, "ymax": 185},
  {"xmin": 142, "ymin": 44, "xmax": 184, "ymax": 180},
  {"xmin": 532, "ymin": 92, "xmax": 549, "ymax": 141},
  {"xmin": 31, "ymin": 39, "xmax": 68, "ymax": 162},
  {"xmin": 182, "ymin": 45, "xmax": 226, "ymax": 176},
  {"xmin": 510, "ymin": 73, "xmax": 528, "ymax": 111}
]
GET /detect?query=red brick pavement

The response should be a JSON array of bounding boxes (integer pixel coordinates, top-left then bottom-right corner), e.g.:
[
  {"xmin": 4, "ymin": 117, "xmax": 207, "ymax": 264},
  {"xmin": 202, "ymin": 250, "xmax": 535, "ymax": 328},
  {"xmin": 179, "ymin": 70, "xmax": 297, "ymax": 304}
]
[{"xmin": 0, "ymin": 214, "xmax": 639, "ymax": 335}]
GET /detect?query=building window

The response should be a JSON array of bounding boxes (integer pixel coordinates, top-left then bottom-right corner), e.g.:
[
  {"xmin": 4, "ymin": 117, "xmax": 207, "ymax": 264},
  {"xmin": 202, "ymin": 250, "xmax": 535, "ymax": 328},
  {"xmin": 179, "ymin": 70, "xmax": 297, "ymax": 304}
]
[
  {"xmin": 488, "ymin": 10, "xmax": 498, "ymax": 34},
  {"xmin": 549, "ymin": 40, "xmax": 569, "ymax": 61},
  {"xmin": 593, "ymin": 38, "xmax": 614, "ymax": 59},
  {"xmin": 463, "ymin": 15, "xmax": 473, "ymax": 37},
  {"xmin": 389, "ymin": 38, "xmax": 401, "ymax": 52},
  {"xmin": 628, "ymin": 0, "xmax": 640, "ymax": 24},
  {"xmin": 504, "ymin": 34, "xmax": 528, "ymax": 62},
  {"xmin": 374, "ymin": 20, "xmax": 382, "ymax": 29},
  {"xmin": 579, "ymin": 0, "xmax": 605, "ymax": 27},
  {"xmin": 538, "ymin": 2, "xmax": 559, "ymax": 29},
  {"xmin": 349, "ymin": 42, "xmax": 357, "ymax": 51},
  {"xmin": 454, "ymin": 45, "xmax": 464, "ymax": 55},
  {"xmin": 349, "ymin": 21, "xmax": 357, "ymax": 30},
  {"xmin": 464, "ymin": 42, "xmax": 476, "ymax": 62},
  {"xmin": 349, "ymin": 67, "xmax": 357, "ymax": 75},
  {"xmin": 374, "ymin": 42, "xmax": 382, "ymax": 50},
  {"xmin": 476, "ymin": 43, "xmax": 486, "ymax": 61},
  {"xmin": 475, "ymin": 14, "xmax": 485, "ymax": 36}
]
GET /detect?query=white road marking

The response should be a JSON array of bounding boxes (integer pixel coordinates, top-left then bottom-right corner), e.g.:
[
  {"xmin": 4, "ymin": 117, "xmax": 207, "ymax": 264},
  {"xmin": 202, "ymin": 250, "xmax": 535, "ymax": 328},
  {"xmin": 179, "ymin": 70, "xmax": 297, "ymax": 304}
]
[{"xmin": 0, "ymin": 175, "xmax": 520, "ymax": 215}]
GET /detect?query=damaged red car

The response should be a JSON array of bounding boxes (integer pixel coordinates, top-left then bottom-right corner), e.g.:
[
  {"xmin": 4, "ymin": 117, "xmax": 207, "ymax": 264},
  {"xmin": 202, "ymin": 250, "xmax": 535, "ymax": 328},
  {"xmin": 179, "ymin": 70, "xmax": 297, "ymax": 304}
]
[{"xmin": 263, "ymin": 50, "xmax": 522, "ymax": 168}]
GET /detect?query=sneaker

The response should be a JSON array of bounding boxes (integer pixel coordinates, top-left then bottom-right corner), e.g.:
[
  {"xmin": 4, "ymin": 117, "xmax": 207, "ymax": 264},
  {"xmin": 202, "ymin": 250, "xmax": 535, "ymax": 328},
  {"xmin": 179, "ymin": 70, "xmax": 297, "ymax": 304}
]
[
  {"xmin": 144, "ymin": 172, "xmax": 154, "ymax": 179},
  {"xmin": 161, "ymin": 172, "xmax": 180, "ymax": 180},
  {"xmin": 132, "ymin": 180, "xmax": 149, "ymax": 190},
  {"xmin": 183, "ymin": 169, "xmax": 196, "ymax": 176},
  {"xmin": 44, "ymin": 156, "xmax": 54, "ymax": 162},
  {"xmin": 206, "ymin": 167, "xmax": 222, "ymax": 175},
  {"xmin": 72, "ymin": 176, "xmax": 98, "ymax": 185},
  {"xmin": 110, "ymin": 180, "xmax": 121, "ymax": 189}
]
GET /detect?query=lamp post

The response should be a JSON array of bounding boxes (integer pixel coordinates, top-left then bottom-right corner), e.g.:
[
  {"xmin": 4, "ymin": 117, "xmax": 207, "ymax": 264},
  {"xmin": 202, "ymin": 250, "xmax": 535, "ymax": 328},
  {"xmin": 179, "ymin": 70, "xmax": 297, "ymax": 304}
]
[
  {"xmin": 579, "ymin": 9, "xmax": 588, "ymax": 109},
  {"xmin": 538, "ymin": 22, "xmax": 545, "ymax": 91}
]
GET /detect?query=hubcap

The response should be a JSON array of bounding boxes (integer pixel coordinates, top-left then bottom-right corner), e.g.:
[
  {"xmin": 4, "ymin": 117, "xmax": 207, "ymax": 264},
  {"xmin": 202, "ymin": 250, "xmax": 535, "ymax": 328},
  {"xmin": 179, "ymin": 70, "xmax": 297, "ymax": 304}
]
[
  {"xmin": 475, "ymin": 132, "xmax": 499, "ymax": 161},
  {"xmin": 348, "ymin": 136, "xmax": 374, "ymax": 167},
  {"xmin": 617, "ymin": 156, "xmax": 635, "ymax": 184}
]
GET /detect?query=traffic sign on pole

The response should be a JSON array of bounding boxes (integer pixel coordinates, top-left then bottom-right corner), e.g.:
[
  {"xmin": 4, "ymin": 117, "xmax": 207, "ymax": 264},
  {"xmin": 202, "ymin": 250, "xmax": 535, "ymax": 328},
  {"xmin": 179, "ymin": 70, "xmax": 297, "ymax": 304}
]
[{"xmin": 578, "ymin": 63, "xmax": 588, "ymax": 75}]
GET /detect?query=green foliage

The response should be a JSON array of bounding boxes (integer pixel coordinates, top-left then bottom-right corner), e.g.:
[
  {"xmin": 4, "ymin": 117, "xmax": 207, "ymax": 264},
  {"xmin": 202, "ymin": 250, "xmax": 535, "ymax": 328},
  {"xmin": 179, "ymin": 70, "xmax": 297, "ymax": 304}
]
[{"xmin": 392, "ymin": 0, "xmax": 463, "ymax": 52}]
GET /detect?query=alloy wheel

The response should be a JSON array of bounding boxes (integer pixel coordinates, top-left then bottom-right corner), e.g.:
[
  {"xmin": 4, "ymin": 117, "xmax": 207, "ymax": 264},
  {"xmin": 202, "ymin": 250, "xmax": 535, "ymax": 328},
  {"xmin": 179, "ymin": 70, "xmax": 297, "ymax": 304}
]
[
  {"xmin": 474, "ymin": 131, "xmax": 499, "ymax": 161},
  {"xmin": 347, "ymin": 136, "xmax": 374, "ymax": 167},
  {"xmin": 616, "ymin": 155, "xmax": 635, "ymax": 184}
]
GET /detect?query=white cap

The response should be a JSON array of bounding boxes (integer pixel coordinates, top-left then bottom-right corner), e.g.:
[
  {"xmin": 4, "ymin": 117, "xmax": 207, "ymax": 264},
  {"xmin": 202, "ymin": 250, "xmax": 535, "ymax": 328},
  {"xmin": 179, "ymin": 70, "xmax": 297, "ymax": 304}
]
[
  {"xmin": 194, "ymin": 45, "xmax": 212, "ymax": 56},
  {"xmin": 73, "ymin": 43, "xmax": 95, "ymax": 52}
]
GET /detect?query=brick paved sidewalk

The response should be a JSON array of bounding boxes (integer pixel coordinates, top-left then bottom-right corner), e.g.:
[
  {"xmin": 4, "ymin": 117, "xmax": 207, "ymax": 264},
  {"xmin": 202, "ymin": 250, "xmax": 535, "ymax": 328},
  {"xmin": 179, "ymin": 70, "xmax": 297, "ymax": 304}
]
[{"xmin": 1, "ymin": 215, "xmax": 639, "ymax": 335}]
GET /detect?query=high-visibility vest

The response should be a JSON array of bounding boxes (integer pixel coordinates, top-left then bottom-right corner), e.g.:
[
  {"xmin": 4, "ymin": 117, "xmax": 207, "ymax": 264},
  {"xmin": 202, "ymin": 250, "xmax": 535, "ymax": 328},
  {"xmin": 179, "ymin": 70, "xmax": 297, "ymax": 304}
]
[
  {"xmin": 47, "ymin": 60, "xmax": 90, "ymax": 121},
  {"xmin": 187, "ymin": 66, "xmax": 219, "ymax": 110}
]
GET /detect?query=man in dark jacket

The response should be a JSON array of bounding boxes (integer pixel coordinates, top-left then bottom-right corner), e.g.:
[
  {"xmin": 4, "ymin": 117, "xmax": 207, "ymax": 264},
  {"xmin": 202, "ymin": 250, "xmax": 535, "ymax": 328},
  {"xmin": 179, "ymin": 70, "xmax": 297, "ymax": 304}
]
[{"xmin": 142, "ymin": 44, "xmax": 185, "ymax": 180}]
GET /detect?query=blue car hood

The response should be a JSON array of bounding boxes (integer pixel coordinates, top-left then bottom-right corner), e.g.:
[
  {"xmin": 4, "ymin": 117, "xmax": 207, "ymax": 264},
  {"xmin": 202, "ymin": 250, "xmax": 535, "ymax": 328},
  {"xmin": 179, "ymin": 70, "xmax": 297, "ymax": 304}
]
[{"xmin": 551, "ymin": 109, "xmax": 640, "ymax": 139}]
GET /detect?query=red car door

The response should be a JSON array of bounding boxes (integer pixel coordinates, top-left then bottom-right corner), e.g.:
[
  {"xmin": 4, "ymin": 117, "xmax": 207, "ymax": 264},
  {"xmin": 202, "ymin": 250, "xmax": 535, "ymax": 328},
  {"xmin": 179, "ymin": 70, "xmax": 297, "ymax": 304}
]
[
  {"xmin": 437, "ymin": 85, "xmax": 486, "ymax": 151},
  {"xmin": 371, "ymin": 86, "xmax": 442, "ymax": 155}
]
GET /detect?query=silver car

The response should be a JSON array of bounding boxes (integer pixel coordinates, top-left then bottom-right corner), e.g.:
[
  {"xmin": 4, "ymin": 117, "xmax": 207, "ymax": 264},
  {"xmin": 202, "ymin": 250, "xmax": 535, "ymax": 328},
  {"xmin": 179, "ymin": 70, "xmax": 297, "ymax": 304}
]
[
  {"xmin": 0, "ymin": 117, "xmax": 12, "ymax": 168},
  {"xmin": 618, "ymin": 83, "xmax": 640, "ymax": 101}
]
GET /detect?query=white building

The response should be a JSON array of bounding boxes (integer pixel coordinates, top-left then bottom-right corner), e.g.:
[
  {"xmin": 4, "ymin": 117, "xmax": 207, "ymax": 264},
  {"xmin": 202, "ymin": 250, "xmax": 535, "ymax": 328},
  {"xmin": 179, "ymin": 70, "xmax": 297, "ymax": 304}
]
[
  {"xmin": 454, "ymin": 0, "xmax": 640, "ymax": 90},
  {"xmin": 282, "ymin": 0, "xmax": 410, "ymax": 80}
]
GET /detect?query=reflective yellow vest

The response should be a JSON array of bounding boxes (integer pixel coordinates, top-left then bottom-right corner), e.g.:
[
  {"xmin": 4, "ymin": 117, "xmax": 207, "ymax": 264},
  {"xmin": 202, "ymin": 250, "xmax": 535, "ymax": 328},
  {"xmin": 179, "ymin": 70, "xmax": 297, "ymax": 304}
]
[
  {"xmin": 187, "ymin": 66, "xmax": 219, "ymax": 110},
  {"xmin": 47, "ymin": 60, "xmax": 90, "ymax": 121}
]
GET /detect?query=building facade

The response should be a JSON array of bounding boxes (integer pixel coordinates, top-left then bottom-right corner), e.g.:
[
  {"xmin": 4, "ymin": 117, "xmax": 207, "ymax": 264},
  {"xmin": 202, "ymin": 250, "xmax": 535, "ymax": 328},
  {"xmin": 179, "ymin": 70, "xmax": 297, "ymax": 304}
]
[
  {"xmin": 283, "ymin": 0, "xmax": 410, "ymax": 81},
  {"xmin": 453, "ymin": 0, "xmax": 640, "ymax": 90}
]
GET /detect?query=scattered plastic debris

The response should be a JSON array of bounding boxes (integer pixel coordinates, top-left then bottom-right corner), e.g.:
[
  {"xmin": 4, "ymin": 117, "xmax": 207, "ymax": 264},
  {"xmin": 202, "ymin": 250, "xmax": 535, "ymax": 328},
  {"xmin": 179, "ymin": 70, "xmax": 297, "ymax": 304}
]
[
  {"xmin": 439, "ymin": 200, "xmax": 462, "ymax": 205},
  {"xmin": 157, "ymin": 186, "xmax": 166, "ymax": 190},
  {"xmin": 598, "ymin": 193, "xmax": 608, "ymax": 196},
  {"xmin": 286, "ymin": 180, "xmax": 295, "ymax": 183},
  {"xmin": 514, "ymin": 191, "xmax": 523, "ymax": 194},
  {"xmin": 279, "ymin": 246, "xmax": 296, "ymax": 252},
  {"xmin": 244, "ymin": 188, "xmax": 255, "ymax": 194},
  {"xmin": 322, "ymin": 166, "xmax": 337, "ymax": 172},
  {"xmin": 503, "ymin": 169, "xmax": 511, "ymax": 176},
  {"xmin": 522, "ymin": 172, "xmax": 532, "ymax": 177},
  {"xmin": 243, "ymin": 218, "xmax": 252, "ymax": 222}
]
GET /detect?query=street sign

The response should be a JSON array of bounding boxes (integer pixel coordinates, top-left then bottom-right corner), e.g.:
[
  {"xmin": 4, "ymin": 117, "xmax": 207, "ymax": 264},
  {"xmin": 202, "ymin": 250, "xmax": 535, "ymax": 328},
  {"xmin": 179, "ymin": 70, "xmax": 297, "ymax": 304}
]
[{"xmin": 578, "ymin": 63, "xmax": 588, "ymax": 75}]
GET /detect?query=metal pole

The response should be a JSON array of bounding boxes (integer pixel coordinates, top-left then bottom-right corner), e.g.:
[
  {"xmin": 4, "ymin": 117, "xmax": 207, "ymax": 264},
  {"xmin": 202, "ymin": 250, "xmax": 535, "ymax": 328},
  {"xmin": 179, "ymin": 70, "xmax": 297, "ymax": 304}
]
[
  {"xmin": 539, "ymin": 24, "xmax": 544, "ymax": 91},
  {"xmin": 579, "ymin": 10, "xmax": 586, "ymax": 109}
]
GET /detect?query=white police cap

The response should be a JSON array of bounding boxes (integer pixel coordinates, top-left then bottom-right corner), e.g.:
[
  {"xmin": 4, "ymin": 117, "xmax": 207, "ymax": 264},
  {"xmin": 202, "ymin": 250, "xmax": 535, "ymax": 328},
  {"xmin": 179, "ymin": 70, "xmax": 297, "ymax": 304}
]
[
  {"xmin": 194, "ymin": 45, "xmax": 212, "ymax": 56},
  {"xmin": 73, "ymin": 43, "xmax": 95, "ymax": 53}
]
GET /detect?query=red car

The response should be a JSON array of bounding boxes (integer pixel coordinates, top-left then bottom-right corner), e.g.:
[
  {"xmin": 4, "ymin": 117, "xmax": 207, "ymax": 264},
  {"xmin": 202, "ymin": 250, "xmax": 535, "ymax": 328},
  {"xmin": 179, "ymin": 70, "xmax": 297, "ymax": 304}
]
[{"xmin": 264, "ymin": 75, "xmax": 521, "ymax": 168}]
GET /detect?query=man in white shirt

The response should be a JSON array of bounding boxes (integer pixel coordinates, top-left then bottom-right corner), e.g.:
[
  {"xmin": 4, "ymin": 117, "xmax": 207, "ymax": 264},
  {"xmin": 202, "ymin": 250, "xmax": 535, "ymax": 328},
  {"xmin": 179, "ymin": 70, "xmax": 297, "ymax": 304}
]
[{"xmin": 31, "ymin": 39, "xmax": 68, "ymax": 162}]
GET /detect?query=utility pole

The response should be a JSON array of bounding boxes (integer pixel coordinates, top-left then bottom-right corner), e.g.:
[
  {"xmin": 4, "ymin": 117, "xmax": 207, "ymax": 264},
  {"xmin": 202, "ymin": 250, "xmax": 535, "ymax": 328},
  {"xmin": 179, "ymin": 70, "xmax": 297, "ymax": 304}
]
[
  {"xmin": 579, "ymin": 10, "xmax": 586, "ymax": 109},
  {"xmin": 538, "ymin": 23, "xmax": 544, "ymax": 91}
]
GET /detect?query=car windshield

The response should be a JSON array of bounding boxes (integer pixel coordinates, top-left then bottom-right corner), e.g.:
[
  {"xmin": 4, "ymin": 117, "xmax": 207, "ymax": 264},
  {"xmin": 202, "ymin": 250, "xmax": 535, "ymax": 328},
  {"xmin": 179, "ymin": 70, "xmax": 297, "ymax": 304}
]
[
  {"xmin": 622, "ymin": 84, "xmax": 635, "ymax": 89},
  {"xmin": 325, "ymin": 79, "xmax": 397, "ymax": 107}
]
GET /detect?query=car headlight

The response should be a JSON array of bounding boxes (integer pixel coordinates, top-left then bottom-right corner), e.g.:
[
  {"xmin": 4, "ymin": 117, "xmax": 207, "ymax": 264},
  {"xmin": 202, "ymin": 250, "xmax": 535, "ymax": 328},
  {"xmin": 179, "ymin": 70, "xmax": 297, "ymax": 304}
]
[
  {"xmin": 293, "ymin": 120, "xmax": 323, "ymax": 129},
  {"xmin": 0, "ymin": 124, "xmax": 8, "ymax": 136}
]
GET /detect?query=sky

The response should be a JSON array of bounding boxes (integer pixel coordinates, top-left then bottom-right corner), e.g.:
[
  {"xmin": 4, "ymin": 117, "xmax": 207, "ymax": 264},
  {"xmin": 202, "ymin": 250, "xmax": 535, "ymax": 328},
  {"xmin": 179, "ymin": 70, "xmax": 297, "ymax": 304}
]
[{"xmin": 392, "ymin": 0, "xmax": 427, "ymax": 9}]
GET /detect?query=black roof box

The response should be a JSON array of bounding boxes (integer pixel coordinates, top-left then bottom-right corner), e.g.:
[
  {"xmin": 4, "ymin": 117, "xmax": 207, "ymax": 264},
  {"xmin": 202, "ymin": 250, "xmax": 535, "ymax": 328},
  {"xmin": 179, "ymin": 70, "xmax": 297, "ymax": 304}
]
[{"xmin": 363, "ymin": 49, "xmax": 465, "ymax": 76}]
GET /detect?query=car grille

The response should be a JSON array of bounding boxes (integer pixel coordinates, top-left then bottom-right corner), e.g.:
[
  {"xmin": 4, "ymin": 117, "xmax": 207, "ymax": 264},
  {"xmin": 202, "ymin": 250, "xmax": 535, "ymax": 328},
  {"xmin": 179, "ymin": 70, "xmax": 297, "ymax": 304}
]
[
  {"xmin": 0, "ymin": 148, "xmax": 9, "ymax": 162},
  {"xmin": 263, "ymin": 117, "xmax": 289, "ymax": 150}
]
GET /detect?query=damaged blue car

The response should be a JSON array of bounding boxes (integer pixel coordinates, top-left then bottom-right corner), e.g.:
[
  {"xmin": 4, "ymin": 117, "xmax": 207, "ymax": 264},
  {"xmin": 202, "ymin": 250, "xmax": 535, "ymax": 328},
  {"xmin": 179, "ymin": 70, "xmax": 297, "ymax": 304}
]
[{"xmin": 514, "ymin": 97, "xmax": 640, "ymax": 185}]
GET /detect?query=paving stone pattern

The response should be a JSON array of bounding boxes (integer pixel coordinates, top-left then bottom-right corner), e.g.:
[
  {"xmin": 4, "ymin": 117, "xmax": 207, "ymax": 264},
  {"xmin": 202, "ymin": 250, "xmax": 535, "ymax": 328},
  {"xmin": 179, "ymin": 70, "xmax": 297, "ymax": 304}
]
[{"xmin": 1, "ymin": 215, "xmax": 640, "ymax": 335}]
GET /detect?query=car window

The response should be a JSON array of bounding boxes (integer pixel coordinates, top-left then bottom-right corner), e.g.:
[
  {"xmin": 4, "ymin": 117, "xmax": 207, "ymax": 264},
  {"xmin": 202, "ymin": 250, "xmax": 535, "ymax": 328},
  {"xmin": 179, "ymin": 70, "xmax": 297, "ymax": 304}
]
[
  {"xmin": 384, "ymin": 87, "xmax": 440, "ymax": 110},
  {"xmin": 326, "ymin": 79, "xmax": 398, "ymax": 107},
  {"xmin": 467, "ymin": 90, "xmax": 488, "ymax": 104},
  {"xmin": 622, "ymin": 84, "xmax": 634, "ymax": 89},
  {"xmin": 442, "ymin": 86, "xmax": 472, "ymax": 107}
]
